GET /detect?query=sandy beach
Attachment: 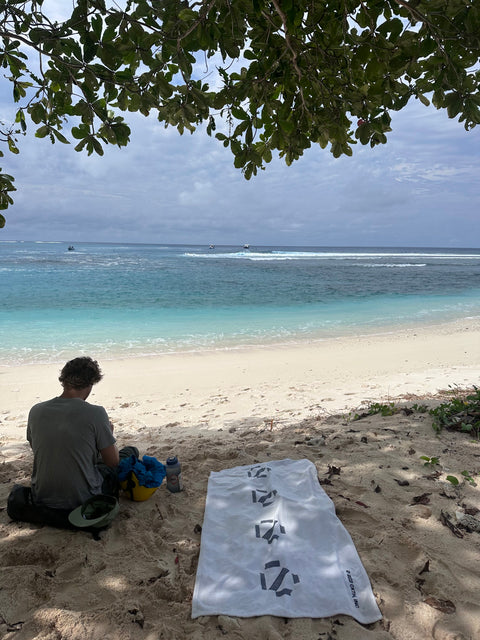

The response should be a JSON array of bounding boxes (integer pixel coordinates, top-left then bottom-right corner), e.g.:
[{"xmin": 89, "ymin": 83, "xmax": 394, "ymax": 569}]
[{"xmin": 1, "ymin": 318, "xmax": 480, "ymax": 640}]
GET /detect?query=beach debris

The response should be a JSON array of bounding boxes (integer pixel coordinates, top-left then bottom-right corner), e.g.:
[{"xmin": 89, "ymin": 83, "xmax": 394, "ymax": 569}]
[
  {"xmin": 462, "ymin": 503, "xmax": 479, "ymax": 516},
  {"xmin": 216, "ymin": 624, "xmax": 228, "ymax": 635},
  {"xmin": 194, "ymin": 524, "xmax": 202, "ymax": 534},
  {"xmin": 419, "ymin": 560, "xmax": 430, "ymax": 575},
  {"xmin": 318, "ymin": 477, "xmax": 332, "ymax": 486},
  {"xmin": 217, "ymin": 615, "xmax": 241, "ymax": 633},
  {"xmin": 424, "ymin": 470, "xmax": 442, "ymax": 480},
  {"xmin": 411, "ymin": 493, "xmax": 431, "ymax": 505},
  {"xmin": 142, "ymin": 570, "xmax": 170, "ymax": 584},
  {"xmin": 326, "ymin": 465, "xmax": 341, "ymax": 477},
  {"xmin": 423, "ymin": 597, "xmax": 456, "ymax": 614},
  {"xmin": 439, "ymin": 511, "xmax": 464, "ymax": 538},
  {"xmin": 128, "ymin": 608, "xmax": 145, "ymax": 628},
  {"xmin": 415, "ymin": 577, "xmax": 426, "ymax": 592},
  {"xmin": 439, "ymin": 483, "xmax": 458, "ymax": 499},
  {"xmin": 455, "ymin": 511, "xmax": 480, "ymax": 533},
  {"xmin": 336, "ymin": 494, "xmax": 369, "ymax": 508},
  {"xmin": 0, "ymin": 615, "xmax": 24, "ymax": 633},
  {"xmin": 379, "ymin": 618, "xmax": 391, "ymax": 632},
  {"xmin": 394, "ymin": 479, "xmax": 410, "ymax": 486}
]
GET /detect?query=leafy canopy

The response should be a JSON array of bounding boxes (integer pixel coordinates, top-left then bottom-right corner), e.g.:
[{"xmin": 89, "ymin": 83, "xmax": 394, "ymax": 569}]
[{"xmin": 0, "ymin": 0, "xmax": 480, "ymax": 227}]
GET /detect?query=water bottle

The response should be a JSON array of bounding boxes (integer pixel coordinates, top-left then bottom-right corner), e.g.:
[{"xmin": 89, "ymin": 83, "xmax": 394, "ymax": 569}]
[{"xmin": 166, "ymin": 456, "xmax": 183, "ymax": 493}]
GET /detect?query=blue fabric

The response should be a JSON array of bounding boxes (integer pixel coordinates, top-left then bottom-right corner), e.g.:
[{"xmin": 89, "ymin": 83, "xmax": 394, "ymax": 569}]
[{"xmin": 118, "ymin": 455, "xmax": 166, "ymax": 488}]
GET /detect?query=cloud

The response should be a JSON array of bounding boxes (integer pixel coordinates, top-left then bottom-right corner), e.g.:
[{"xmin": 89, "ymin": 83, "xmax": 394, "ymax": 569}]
[{"xmin": 1, "ymin": 79, "xmax": 479, "ymax": 247}]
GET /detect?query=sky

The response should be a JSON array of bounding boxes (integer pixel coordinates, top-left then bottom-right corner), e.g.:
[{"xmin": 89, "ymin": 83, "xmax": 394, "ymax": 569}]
[{"xmin": 0, "ymin": 26, "xmax": 479, "ymax": 247}]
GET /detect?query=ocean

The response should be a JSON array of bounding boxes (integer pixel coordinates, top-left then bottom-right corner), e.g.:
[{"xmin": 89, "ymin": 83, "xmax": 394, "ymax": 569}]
[{"xmin": 2, "ymin": 241, "xmax": 480, "ymax": 365}]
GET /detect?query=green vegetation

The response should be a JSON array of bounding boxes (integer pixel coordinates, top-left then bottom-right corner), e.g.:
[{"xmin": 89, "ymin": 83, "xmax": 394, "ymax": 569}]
[
  {"xmin": 411, "ymin": 403, "xmax": 429, "ymax": 414},
  {"xmin": 352, "ymin": 402, "xmax": 398, "ymax": 420},
  {"xmin": 1, "ymin": 0, "xmax": 480, "ymax": 225},
  {"xmin": 420, "ymin": 455, "xmax": 440, "ymax": 468},
  {"xmin": 429, "ymin": 386, "xmax": 480, "ymax": 439},
  {"xmin": 446, "ymin": 471, "xmax": 477, "ymax": 486}
]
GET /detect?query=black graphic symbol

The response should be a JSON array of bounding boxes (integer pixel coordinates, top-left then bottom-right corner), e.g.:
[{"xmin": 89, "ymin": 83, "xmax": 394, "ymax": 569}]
[
  {"xmin": 251, "ymin": 488, "xmax": 277, "ymax": 507},
  {"xmin": 260, "ymin": 560, "xmax": 300, "ymax": 597},
  {"xmin": 255, "ymin": 519, "xmax": 286, "ymax": 544},
  {"xmin": 247, "ymin": 465, "xmax": 271, "ymax": 479}
]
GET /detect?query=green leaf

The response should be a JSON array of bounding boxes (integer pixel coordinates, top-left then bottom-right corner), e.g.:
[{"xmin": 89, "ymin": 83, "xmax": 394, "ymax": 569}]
[
  {"xmin": 446, "ymin": 475, "xmax": 459, "ymax": 486},
  {"xmin": 92, "ymin": 138, "xmax": 104, "ymax": 156},
  {"xmin": 71, "ymin": 124, "xmax": 90, "ymax": 140},
  {"xmin": 231, "ymin": 106, "xmax": 249, "ymax": 120},
  {"xmin": 74, "ymin": 139, "xmax": 88, "ymax": 152},
  {"xmin": 7, "ymin": 138, "xmax": 19, "ymax": 154},
  {"xmin": 91, "ymin": 14, "xmax": 103, "ymax": 40},
  {"xmin": 178, "ymin": 9, "xmax": 197, "ymax": 21},
  {"xmin": 51, "ymin": 129, "xmax": 70, "ymax": 144},
  {"xmin": 417, "ymin": 93, "xmax": 431, "ymax": 107},
  {"xmin": 445, "ymin": 92, "xmax": 463, "ymax": 119},
  {"xmin": 35, "ymin": 125, "xmax": 49, "ymax": 138}
]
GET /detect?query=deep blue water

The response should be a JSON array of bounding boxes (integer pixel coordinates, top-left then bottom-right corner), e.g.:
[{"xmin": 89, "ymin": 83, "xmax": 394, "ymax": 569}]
[{"xmin": 2, "ymin": 241, "xmax": 480, "ymax": 364}]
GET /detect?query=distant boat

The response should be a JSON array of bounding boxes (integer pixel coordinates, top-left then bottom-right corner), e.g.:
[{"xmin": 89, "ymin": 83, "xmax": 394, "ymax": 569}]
[
  {"xmin": 209, "ymin": 244, "xmax": 215, "ymax": 249},
  {"xmin": 243, "ymin": 244, "xmax": 250, "ymax": 249},
  {"xmin": 67, "ymin": 245, "xmax": 75, "ymax": 251}
]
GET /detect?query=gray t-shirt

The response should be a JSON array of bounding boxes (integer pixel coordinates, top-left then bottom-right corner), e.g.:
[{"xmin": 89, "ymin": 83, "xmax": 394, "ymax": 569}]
[{"xmin": 27, "ymin": 397, "xmax": 116, "ymax": 510}]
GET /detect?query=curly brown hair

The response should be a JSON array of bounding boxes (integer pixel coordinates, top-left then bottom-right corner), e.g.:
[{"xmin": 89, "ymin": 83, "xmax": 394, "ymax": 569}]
[{"xmin": 59, "ymin": 357, "xmax": 103, "ymax": 389}]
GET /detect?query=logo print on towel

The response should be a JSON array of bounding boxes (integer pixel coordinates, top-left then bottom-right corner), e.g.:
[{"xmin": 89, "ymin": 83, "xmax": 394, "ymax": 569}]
[
  {"xmin": 251, "ymin": 489, "xmax": 277, "ymax": 507},
  {"xmin": 255, "ymin": 519, "xmax": 286, "ymax": 544},
  {"xmin": 247, "ymin": 465, "xmax": 271, "ymax": 479},
  {"xmin": 346, "ymin": 569, "xmax": 360, "ymax": 609},
  {"xmin": 260, "ymin": 560, "xmax": 300, "ymax": 597}
]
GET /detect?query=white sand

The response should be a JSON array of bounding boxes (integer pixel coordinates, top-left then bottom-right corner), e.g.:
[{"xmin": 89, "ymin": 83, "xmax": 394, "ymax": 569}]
[{"xmin": 1, "ymin": 318, "xmax": 480, "ymax": 639}]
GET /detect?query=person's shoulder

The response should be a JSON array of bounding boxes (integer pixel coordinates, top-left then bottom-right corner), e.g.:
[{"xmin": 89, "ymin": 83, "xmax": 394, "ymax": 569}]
[
  {"xmin": 84, "ymin": 401, "xmax": 108, "ymax": 416},
  {"xmin": 29, "ymin": 397, "xmax": 59, "ymax": 412}
]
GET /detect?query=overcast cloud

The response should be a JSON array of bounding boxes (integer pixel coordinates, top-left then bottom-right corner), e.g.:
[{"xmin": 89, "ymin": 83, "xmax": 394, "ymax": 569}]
[{"xmin": 1, "ymin": 85, "xmax": 479, "ymax": 247}]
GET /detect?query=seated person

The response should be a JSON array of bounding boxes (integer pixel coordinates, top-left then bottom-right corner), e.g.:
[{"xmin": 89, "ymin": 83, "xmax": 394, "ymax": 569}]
[{"xmin": 9, "ymin": 356, "xmax": 137, "ymax": 527}]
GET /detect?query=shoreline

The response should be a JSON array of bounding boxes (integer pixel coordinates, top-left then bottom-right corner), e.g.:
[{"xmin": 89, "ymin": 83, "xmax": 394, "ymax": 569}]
[
  {"xmin": 2, "ymin": 316, "xmax": 479, "ymax": 440},
  {"xmin": 1, "ymin": 312, "xmax": 479, "ymax": 367}
]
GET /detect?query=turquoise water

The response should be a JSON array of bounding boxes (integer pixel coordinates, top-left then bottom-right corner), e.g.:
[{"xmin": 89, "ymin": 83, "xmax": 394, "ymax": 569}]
[{"xmin": 2, "ymin": 241, "xmax": 480, "ymax": 364}]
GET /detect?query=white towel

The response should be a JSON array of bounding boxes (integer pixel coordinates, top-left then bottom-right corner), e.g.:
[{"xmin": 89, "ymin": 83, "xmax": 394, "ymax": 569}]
[{"xmin": 192, "ymin": 458, "xmax": 382, "ymax": 623}]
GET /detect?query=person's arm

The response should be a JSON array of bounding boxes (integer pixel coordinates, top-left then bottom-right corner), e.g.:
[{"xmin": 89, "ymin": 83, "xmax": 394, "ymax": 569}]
[
  {"xmin": 95, "ymin": 406, "xmax": 118, "ymax": 467},
  {"xmin": 100, "ymin": 443, "xmax": 120, "ymax": 468}
]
